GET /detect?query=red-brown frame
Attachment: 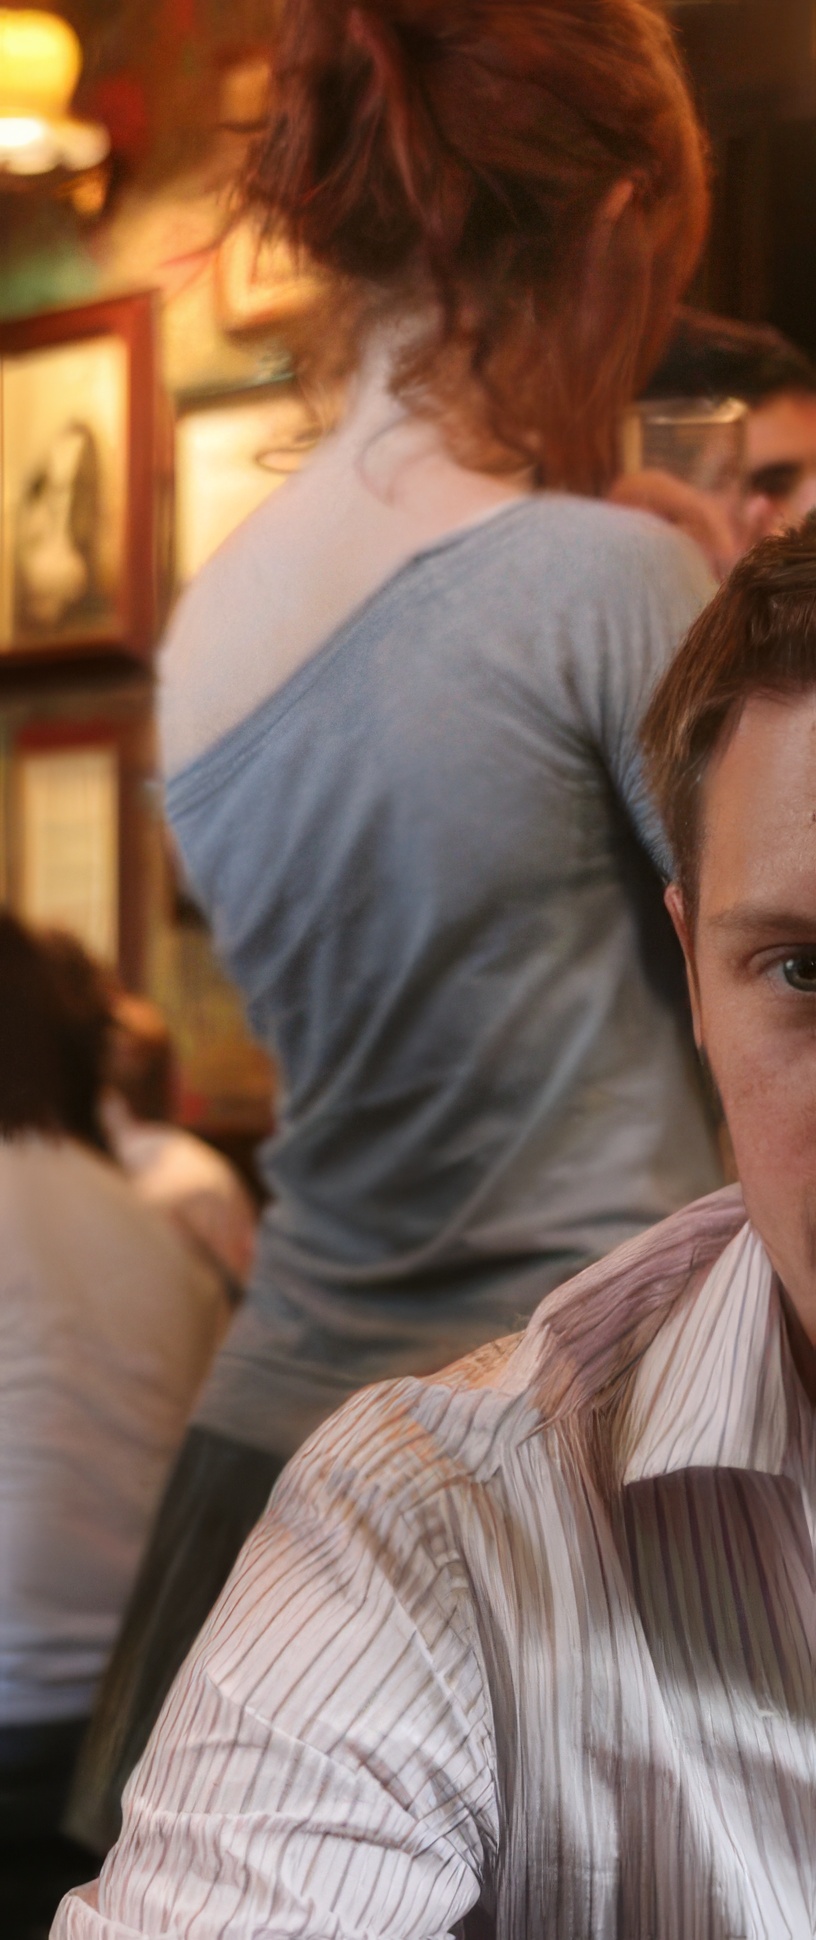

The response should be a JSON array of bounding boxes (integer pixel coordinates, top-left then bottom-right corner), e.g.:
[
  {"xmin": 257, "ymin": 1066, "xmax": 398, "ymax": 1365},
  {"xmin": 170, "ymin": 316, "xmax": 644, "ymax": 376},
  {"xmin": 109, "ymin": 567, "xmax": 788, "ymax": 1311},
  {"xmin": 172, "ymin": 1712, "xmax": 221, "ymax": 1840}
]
[{"xmin": 0, "ymin": 291, "xmax": 163, "ymax": 665}]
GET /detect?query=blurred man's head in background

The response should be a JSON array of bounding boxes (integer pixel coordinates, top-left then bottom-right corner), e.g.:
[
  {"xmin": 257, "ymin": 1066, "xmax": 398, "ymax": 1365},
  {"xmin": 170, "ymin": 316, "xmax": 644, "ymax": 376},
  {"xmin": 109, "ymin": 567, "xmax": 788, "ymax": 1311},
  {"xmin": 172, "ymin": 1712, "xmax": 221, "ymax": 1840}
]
[
  {"xmin": 644, "ymin": 308, "xmax": 816, "ymax": 538},
  {"xmin": 106, "ymin": 991, "xmax": 178, "ymax": 1124}
]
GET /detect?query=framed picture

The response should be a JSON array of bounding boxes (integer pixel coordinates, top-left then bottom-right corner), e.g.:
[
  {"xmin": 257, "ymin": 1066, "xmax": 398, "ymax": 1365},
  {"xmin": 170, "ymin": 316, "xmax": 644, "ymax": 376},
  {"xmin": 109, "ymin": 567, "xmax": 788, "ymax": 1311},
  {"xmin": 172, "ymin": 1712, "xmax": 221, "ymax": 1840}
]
[
  {"xmin": 174, "ymin": 380, "xmax": 320, "ymax": 586},
  {"xmin": 0, "ymin": 292, "xmax": 161, "ymax": 661},
  {"xmin": 7, "ymin": 701, "xmax": 155, "ymax": 986},
  {"xmin": 16, "ymin": 736, "xmax": 120, "ymax": 964}
]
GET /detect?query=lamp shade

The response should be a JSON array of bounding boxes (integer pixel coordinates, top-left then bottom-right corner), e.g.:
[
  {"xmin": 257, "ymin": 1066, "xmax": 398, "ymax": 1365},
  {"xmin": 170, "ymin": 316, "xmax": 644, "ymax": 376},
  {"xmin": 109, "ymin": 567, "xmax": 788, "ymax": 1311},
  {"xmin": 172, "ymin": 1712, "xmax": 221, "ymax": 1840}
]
[
  {"xmin": 0, "ymin": 9, "xmax": 79, "ymax": 115},
  {"xmin": 0, "ymin": 9, "xmax": 109, "ymax": 175}
]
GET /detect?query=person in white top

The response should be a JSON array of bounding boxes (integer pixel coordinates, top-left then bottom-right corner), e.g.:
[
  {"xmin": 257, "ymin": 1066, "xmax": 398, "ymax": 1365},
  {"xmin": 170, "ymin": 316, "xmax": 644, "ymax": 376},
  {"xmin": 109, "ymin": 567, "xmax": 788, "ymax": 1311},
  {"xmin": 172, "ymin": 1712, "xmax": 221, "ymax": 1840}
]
[
  {"xmin": 52, "ymin": 514, "xmax": 816, "ymax": 1939},
  {"xmin": 0, "ymin": 916, "xmax": 229, "ymax": 1931}
]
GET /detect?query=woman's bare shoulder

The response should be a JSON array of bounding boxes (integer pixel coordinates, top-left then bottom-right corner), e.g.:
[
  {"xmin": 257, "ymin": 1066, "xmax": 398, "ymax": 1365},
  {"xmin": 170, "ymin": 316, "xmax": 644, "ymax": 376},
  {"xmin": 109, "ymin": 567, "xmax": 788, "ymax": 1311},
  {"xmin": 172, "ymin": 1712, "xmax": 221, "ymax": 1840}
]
[{"xmin": 159, "ymin": 481, "xmax": 327, "ymax": 779}]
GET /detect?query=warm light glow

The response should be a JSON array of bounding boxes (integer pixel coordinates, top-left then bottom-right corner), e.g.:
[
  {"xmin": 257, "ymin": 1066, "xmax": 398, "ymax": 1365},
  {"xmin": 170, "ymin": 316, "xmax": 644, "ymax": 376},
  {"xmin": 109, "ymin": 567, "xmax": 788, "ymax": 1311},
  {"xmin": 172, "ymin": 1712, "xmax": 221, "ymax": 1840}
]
[
  {"xmin": 0, "ymin": 10, "xmax": 80, "ymax": 117},
  {"xmin": 0, "ymin": 112, "xmax": 55, "ymax": 173},
  {"xmin": 0, "ymin": 9, "xmax": 109, "ymax": 176},
  {"xmin": 0, "ymin": 112, "xmax": 47, "ymax": 150}
]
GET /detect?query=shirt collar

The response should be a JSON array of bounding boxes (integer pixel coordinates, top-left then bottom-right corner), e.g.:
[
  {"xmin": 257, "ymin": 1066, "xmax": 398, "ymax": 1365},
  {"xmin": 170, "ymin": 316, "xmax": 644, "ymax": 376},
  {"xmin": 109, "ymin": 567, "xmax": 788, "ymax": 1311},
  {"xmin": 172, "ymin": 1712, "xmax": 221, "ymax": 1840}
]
[{"xmin": 624, "ymin": 1222, "xmax": 791, "ymax": 1485}]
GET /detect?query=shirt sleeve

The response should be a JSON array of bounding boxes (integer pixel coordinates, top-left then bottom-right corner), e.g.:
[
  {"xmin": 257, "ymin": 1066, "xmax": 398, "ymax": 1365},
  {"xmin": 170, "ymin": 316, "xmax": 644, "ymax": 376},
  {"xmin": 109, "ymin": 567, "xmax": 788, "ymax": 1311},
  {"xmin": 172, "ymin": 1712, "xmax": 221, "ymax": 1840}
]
[
  {"xmin": 571, "ymin": 510, "xmax": 715, "ymax": 875},
  {"xmin": 51, "ymin": 1388, "xmax": 499, "ymax": 1940}
]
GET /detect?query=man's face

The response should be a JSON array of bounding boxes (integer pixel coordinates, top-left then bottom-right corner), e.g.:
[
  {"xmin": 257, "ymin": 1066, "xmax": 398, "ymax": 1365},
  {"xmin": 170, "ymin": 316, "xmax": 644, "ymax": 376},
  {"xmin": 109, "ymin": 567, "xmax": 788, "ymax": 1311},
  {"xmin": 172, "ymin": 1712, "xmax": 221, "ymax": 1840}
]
[
  {"xmin": 668, "ymin": 690, "xmax": 816, "ymax": 1340},
  {"xmin": 744, "ymin": 390, "xmax": 816, "ymax": 539}
]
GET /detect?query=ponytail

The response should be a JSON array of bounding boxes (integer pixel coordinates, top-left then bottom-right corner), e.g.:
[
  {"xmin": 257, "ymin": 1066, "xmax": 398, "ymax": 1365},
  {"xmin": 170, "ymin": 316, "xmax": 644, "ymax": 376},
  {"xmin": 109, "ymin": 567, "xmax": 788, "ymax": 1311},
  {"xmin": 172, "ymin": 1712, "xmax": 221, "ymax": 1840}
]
[{"xmin": 250, "ymin": 0, "xmax": 708, "ymax": 490}]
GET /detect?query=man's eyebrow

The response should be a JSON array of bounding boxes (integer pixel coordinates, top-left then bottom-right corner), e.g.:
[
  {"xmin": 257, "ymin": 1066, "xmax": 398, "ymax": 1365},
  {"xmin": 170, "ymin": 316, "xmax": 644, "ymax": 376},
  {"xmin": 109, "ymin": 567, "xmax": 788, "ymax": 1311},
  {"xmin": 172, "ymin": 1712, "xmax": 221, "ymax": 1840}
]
[{"xmin": 709, "ymin": 904, "xmax": 816, "ymax": 936}]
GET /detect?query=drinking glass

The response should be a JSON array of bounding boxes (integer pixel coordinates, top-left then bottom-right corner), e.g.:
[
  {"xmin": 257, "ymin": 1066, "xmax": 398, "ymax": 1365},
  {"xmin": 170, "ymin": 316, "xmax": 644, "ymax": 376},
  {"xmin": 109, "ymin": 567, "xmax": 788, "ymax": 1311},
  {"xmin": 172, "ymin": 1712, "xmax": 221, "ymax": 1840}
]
[{"xmin": 619, "ymin": 395, "xmax": 747, "ymax": 494}]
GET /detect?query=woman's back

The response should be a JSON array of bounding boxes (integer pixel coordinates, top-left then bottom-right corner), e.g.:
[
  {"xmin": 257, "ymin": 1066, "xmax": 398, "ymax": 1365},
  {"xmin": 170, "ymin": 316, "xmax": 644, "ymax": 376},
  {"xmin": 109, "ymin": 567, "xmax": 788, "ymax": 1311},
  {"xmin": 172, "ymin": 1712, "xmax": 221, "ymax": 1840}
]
[
  {"xmin": 59, "ymin": 0, "xmax": 722, "ymax": 1861},
  {"xmin": 167, "ymin": 492, "xmax": 721, "ymax": 1452}
]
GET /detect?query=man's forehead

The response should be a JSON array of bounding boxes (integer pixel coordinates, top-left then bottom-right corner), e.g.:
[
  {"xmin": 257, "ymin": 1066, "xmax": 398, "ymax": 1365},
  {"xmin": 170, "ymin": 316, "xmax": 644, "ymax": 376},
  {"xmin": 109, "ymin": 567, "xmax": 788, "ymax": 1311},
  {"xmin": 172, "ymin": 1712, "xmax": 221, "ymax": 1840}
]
[
  {"xmin": 747, "ymin": 390, "xmax": 816, "ymax": 461},
  {"xmin": 698, "ymin": 689, "xmax": 816, "ymax": 914}
]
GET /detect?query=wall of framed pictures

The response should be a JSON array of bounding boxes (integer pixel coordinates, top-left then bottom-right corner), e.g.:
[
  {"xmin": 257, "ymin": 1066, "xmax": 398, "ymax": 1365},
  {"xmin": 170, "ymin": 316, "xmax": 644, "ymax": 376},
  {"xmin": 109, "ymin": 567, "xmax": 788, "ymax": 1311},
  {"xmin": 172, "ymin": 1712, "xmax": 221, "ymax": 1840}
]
[
  {"xmin": 0, "ymin": 286, "xmax": 318, "ymax": 1144},
  {"xmin": 0, "ymin": 671, "xmax": 275, "ymax": 1139},
  {"xmin": 0, "ymin": 27, "xmax": 343, "ymax": 1153}
]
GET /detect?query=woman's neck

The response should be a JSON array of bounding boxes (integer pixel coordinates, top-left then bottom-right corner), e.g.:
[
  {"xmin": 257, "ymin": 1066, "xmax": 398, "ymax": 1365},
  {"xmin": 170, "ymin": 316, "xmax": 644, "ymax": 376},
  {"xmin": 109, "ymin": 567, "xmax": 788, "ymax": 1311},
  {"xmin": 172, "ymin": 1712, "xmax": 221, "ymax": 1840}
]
[{"xmin": 318, "ymin": 330, "xmax": 533, "ymax": 514}]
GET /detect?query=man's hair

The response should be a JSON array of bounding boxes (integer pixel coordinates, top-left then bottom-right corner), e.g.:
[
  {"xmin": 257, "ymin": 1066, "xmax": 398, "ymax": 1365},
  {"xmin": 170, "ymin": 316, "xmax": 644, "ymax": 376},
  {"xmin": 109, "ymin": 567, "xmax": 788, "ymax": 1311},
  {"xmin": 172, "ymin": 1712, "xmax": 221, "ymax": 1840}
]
[
  {"xmin": 641, "ymin": 306, "xmax": 816, "ymax": 406},
  {"xmin": 641, "ymin": 512, "xmax": 816, "ymax": 908}
]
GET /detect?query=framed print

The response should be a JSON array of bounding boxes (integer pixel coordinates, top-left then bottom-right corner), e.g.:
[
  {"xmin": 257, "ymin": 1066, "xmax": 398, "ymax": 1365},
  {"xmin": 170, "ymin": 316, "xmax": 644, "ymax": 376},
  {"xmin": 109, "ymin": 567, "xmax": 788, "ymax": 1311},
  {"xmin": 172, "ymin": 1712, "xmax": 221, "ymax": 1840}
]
[
  {"xmin": 174, "ymin": 382, "xmax": 319, "ymax": 586},
  {"xmin": 16, "ymin": 739, "xmax": 119, "ymax": 963},
  {"xmin": 0, "ymin": 292, "xmax": 161, "ymax": 662},
  {"xmin": 8, "ymin": 698, "xmax": 155, "ymax": 987}
]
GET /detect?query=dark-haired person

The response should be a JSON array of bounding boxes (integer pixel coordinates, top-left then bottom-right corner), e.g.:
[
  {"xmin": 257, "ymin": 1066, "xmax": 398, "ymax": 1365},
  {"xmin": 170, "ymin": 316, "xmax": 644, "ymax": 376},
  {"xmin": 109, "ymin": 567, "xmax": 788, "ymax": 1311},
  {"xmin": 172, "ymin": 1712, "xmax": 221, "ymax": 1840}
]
[
  {"xmin": 39, "ymin": 927, "xmax": 118, "ymax": 1155},
  {"xmin": 0, "ymin": 915, "xmax": 229, "ymax": 1935},
  {"xmin": 66, "ymin": 0, "xmax": 724, "ymax": 1850},
  {"xmin": 54, "ymin": 519, "xmax": 816, "ymax": 1940},
  {"xmin": 613, "ymin": 307, "xmax": 816, "ymax": 557},
  {"xmin": 31, "ymin": 935, "xmax": 255, "ymax": 1294}
]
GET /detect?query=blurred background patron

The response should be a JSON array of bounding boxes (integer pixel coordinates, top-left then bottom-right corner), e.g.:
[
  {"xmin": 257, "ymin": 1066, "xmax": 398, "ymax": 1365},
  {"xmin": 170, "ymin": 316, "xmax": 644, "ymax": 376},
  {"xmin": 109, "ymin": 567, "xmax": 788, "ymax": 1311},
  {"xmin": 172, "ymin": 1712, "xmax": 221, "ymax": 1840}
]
[
  {"xmin": 613, "ymin": 307, "xmax": 816, "ymax": 567},
  {"xmin": 0, "ymin": 915, "xmax": 229, "ymax": 1936}
]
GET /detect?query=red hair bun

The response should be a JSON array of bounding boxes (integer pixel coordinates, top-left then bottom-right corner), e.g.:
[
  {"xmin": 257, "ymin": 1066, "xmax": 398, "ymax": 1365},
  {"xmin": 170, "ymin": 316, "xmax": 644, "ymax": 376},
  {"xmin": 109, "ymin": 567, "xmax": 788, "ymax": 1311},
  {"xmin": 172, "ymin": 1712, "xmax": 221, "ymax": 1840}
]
[{"xmin": 251, "ymin": 1, "xmax": 708, "ymax": 490}]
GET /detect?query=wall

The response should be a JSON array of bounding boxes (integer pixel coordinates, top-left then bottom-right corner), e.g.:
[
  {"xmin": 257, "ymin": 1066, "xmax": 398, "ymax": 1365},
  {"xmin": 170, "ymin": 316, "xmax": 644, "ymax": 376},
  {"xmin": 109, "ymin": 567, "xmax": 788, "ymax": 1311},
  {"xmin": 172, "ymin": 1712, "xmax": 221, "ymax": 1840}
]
[
  {"xmin": 0, "ymin": 2, "xmax": 293, "ymax": 1141},
  {"xmin": 0, "ymin": 0, "xmax": 295, "ymax": 395}
]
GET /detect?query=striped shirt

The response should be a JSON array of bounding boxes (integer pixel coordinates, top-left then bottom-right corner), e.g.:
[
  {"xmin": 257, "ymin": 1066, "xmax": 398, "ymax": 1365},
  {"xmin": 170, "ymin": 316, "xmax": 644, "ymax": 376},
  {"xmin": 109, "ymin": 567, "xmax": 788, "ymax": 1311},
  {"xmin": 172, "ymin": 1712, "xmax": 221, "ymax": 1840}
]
[{"xmin": 54, "ymin": 1187, "xmax": 816, "ymax": 1940}]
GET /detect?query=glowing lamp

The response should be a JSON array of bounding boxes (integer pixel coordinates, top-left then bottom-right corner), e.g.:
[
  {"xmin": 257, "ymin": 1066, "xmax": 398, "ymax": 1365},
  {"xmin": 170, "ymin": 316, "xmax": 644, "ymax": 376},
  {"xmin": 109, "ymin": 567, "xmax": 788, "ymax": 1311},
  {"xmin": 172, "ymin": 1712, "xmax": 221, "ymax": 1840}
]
[{"xmin": 0, "ymin": 9, "xmax": 109, "ymax": 175}]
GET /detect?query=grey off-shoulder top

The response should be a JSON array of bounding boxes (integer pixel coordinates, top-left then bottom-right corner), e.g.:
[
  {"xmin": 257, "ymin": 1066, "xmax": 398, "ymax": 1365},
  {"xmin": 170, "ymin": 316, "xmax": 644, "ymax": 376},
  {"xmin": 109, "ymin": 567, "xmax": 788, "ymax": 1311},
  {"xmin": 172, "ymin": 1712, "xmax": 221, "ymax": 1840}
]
[{"xmin": 165, "ymin": 493, "xmax": 722, "ymax": 1457}]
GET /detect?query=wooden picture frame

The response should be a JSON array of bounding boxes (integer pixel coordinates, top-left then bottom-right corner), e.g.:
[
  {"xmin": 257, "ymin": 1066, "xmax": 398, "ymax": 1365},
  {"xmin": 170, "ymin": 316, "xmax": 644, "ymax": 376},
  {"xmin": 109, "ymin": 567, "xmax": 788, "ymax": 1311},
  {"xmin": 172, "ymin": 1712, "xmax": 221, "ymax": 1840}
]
[{"xmin": 0, "ymin": 292, "xmax": 161, "ymax": 664}]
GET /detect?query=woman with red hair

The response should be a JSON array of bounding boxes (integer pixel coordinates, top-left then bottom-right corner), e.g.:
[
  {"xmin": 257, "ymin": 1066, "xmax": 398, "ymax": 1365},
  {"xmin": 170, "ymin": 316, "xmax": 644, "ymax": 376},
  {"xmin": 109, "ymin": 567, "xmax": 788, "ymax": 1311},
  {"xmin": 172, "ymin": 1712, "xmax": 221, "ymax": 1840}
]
[{"xmin": 64, "ymin": 0, "xmax": 722, "ymax": 1889}]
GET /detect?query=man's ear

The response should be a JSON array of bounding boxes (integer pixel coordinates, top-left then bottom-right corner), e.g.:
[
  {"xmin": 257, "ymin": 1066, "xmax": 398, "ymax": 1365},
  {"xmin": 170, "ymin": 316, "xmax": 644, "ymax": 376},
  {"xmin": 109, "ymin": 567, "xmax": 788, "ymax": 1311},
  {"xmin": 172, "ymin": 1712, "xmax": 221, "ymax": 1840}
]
[{"xmin": 665, "ymin": 883, "xmax": 703, "ymax": 1047}]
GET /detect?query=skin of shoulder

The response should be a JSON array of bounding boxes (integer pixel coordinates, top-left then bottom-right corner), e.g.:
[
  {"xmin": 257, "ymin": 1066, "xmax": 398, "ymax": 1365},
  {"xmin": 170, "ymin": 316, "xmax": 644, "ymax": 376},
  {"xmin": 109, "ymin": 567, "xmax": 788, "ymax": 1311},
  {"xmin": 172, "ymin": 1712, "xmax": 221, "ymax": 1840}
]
[{"xmin": 160, "ymin": 494, "xmax": 295, "ymax": 778}]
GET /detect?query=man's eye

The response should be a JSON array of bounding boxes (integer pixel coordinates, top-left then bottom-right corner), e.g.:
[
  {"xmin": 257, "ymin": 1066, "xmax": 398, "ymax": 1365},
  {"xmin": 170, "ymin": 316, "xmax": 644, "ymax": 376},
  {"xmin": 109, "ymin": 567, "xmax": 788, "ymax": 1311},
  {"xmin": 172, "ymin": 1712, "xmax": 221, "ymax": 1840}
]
[
  {"xmin": 747, "ymin": 462, "xmax": 803, "ymax": 500},
  {"xmin": 782, "ymin": 953, "xmax": 816, "ymax": 991}
]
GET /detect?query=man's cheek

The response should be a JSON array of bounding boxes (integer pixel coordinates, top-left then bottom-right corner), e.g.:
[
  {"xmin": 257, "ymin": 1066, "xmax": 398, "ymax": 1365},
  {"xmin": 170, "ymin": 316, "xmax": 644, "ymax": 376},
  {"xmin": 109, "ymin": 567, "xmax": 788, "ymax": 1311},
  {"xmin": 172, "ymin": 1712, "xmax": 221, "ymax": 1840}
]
[
  {"xmin": 722, "ymin": 1044, "xmax": 816, "ymax": 1191},
  {"xmin": 703, "ymin": 1027, "xmax": 779, "ymax": 1161}
]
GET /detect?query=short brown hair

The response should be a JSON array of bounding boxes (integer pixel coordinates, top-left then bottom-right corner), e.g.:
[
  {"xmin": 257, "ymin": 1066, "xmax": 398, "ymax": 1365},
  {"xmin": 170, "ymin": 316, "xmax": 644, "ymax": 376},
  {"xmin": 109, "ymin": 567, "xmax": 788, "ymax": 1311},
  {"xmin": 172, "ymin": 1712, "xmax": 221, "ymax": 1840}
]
[
  {"xmin": 641, "ymin": 513, "xmax": 816, "ymax": 907},
  {"xmin": 0, "ymin": 914, "xmax": 112, "ymax": 1147},
  {"xmin": 251, "ymin": 0, "xmax": 708, "ymax": 491}
]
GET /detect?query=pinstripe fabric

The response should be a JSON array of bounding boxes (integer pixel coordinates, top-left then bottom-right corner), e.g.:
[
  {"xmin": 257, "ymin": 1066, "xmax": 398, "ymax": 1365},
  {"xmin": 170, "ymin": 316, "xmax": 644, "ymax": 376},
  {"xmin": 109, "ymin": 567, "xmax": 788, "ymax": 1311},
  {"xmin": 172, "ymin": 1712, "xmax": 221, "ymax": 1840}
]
[{"xmin": 53, "ymin": 1191, "xmax": 815, "ymax": 1940}]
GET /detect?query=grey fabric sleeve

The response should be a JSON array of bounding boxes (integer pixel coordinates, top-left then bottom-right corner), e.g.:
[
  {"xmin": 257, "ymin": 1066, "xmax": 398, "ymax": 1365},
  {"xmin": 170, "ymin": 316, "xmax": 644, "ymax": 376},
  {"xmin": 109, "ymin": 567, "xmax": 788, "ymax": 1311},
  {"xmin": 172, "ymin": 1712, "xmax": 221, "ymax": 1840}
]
[{"xmin": 573, "ymin": 514, "xmax": 715, "ymax": 877}]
